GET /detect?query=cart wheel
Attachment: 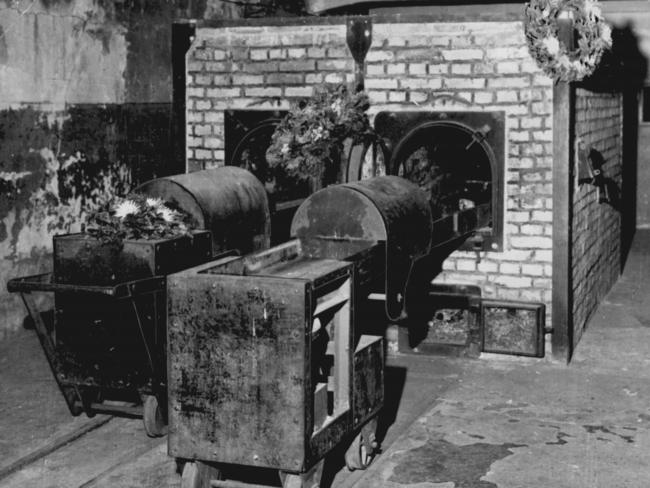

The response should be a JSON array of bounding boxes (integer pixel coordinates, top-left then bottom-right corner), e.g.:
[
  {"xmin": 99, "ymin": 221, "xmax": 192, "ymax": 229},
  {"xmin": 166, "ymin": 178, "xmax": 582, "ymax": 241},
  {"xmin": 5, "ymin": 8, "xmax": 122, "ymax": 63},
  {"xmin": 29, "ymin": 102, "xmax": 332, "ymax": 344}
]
[
  {"xmin": 63, "ymin": 387, "xmax": 84, "ymax": 416},
  {"xmin": 181, "ymin": 461, "xmax": 222, "ymax": 488},
  {"xmin": 78, "ymin": 388, "xmax": 100, "ymax": 418},
  {"xmin": 345, "ymin": 427, "xmax": 378, "ymax": 471},
  {"xmin": 143, "ymin": 395, "xmax": 167, "ymax": 437}
]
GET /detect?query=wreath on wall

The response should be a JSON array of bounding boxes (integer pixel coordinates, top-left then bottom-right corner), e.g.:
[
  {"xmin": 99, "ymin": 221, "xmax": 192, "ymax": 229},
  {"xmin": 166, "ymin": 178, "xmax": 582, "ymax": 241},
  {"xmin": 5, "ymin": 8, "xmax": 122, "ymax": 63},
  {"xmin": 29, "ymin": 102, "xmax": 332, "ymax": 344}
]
[{"xmin": 524, "ymin": 0, "xmax": 612, "ymax": 82}]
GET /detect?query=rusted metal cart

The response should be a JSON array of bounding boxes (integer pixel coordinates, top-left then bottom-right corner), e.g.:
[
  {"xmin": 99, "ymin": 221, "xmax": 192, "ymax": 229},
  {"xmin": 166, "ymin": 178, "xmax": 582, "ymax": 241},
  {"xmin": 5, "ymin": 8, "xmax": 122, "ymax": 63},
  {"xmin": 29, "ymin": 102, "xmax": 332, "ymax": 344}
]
[
  {"xmin": 7, "ymin": 231, "xmax": 212, "ymax": 436},
  {"xmin": 168, "ymin": 241, "xmax": 384, "ymax": 488},
  {"xmin": 8, "ymin": 271, "xmax": 171, "ymax": 434},
  {"xmin": 167, "ymin": 175, "xmax": 487, "ymax": 487},
  {"xmin": 7, "ymin": 166, "xmax": 271, "ymax": 437}
]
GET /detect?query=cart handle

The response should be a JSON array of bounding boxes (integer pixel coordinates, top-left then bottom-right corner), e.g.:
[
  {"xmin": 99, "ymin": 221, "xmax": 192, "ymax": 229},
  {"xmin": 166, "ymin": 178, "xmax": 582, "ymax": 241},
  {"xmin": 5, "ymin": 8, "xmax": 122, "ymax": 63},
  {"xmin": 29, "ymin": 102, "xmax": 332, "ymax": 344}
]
[{"xmin": 7, "ymin": 273, "xmax": 166, "ymax": 298}]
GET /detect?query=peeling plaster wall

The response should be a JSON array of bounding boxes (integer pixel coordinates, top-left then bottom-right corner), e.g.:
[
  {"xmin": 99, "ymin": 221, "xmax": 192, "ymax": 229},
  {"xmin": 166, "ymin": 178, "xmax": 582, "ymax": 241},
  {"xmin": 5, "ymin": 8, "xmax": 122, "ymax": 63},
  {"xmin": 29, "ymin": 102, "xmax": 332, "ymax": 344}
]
[
  {"xmin": 0, "ymin": 0, "xmax": 186, "ymax": 338},
  {"xmin": 0, "ymin": 0, "xmax": 129, "ymax": 105}
]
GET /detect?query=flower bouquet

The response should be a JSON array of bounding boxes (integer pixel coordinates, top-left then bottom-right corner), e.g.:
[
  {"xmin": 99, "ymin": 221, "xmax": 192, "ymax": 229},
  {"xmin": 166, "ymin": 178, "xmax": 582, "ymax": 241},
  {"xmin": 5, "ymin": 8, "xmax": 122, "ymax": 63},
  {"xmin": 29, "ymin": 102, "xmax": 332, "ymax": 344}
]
[
  {"xmin": 53, "ymin": 195, "xmax": 211, "ymax": 285},
  {"xmin": 266, "ymin": 84, "xmax": 375, "ymax": 191},
  {"xmin": 85, "ymin": 194, "xmax": 193, "ymax": 246}
]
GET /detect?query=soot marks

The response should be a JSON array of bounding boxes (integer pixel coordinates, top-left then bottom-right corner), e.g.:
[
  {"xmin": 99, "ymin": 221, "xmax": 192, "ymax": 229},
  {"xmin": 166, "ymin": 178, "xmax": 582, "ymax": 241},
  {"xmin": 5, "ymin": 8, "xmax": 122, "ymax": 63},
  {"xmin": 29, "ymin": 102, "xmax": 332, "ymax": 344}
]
[
  {"xmin": 390, "ymin": 438, "xmax": 524, "ymax": 487},
  {"xmin": 583, "ymin": 425, "xmax": 635, "ymax": 444},
  {"xmin": 466, "ymin": 432, "xmax": 486, "ymax": 440}
]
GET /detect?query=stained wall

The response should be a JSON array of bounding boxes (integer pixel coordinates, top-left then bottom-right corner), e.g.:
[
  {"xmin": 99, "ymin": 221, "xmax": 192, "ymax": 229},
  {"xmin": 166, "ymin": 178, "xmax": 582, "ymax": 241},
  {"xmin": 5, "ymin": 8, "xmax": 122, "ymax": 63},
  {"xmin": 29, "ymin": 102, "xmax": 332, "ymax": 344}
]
[{"xmin": 0, "ymin": 0, "xmax": 242, "ymax": 338}]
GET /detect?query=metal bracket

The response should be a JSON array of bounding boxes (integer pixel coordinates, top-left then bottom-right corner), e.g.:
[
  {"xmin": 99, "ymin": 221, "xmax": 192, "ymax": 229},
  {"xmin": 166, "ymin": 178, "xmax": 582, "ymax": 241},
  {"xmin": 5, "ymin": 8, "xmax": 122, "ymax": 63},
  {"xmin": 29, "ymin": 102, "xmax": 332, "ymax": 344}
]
[{"xmin": 346, "ymin": 18, "xmax": 372, "ymax": 92}]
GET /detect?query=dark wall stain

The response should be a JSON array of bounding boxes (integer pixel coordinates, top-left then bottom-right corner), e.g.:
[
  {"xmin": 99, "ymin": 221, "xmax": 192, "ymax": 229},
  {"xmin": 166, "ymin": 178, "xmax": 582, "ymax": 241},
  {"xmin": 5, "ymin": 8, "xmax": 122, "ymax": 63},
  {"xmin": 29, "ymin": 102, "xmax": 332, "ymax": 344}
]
[
  {"xmin": 0, "ymin": 104, "xmax": 175, "ymax": 250},
  {"xmin": 38, "ymin": 0, "xmax": 74, "ymax": 8},
  {"xmin": 84, "ymin": 23, "xmax": 114, "ymax": 55},
  {"xmin": 57, "ymin": 103, "xmax": 176, "ymax": 203},
  {"xmin": 0, "ymin": 26, "xmax": 8, "ymax": 64},
  {"xmin": 0, "ymin": 107, "xmax": 59, "ymax": 244},
  {"xmin": 33, "ymin": 15, "xmax": 41, "ymax": 83},
  {"xmin": 118, "ymin": 2, "xmax": 174, "ymax": 103},
  {"xmin": 466, "ymin": 433, "xmax": 486, "ymax": 440},
  {"xmin": 389, "ymin": 438, "xmax": 524, "ymax": 487}
]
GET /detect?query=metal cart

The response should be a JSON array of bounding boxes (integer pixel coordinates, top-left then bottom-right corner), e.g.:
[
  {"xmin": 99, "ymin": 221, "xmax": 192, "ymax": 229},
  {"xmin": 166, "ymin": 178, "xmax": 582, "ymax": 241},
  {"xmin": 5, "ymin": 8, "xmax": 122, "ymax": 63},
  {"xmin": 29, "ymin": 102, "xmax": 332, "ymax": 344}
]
[
  {"xmin": 7, "ymin": 166, "xmax": 272, "ymax": 437},
  {"xmin": 8, "ymin": 272, "xmax": 169, "ymax": 436},
  {"xmin": 167, "ymin": 242, "xmax": 384, "ymax": 488},
  {"xmin": 166, "ymin": 175, "xmax": 479, "ymax": 488}
]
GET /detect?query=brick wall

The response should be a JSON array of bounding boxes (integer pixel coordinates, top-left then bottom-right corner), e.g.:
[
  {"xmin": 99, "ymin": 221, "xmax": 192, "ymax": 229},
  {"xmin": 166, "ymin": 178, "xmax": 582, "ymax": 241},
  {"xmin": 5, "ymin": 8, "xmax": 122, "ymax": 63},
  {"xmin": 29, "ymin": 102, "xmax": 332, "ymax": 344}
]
[
  {"xmin": 364, "ymin": 21, "xmax": 553, "ymax": 315},
  {"xmin": 186, "ymin": 17, "xmax": 554, "ymax": 325},
  {"xmin": 186, "ymin": 22, "xmax": 354, "ymax": 172},
  {"xmin": 571, "ymin": 88, "xmax": 623, "ymax": 344}
]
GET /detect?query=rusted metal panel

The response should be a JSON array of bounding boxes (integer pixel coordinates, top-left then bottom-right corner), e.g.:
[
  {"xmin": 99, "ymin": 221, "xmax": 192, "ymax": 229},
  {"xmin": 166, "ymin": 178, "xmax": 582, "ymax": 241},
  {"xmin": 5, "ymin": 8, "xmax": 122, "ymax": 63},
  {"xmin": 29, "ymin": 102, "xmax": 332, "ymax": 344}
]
[
  {"xmin": 53, "ymin": 231, "xmax": 211, "ymax": 285},
  {"xmin": 7, "ymin": 273, "xmax": 168, "ymax": 417},
  {"xmin": 299, "ymin": 239, "xmax": 385, "ymax": 300},
  {"xmin": 54, "ymin": 288, "xmax": 165, "ymax": 391},
  {"xmin": 308, "ymin": 411, "xmax": 351, "ymax": 465},
  {"xmin": 167, "ymin": 272, "xmax": 310, "ymax": 471},
  {"xmin": 291, "ymin": 176, "xmax": 432, "ymax": 320},
  {"xmin": 167, "ymin": 246, "xmax": 364, "ymax": 473},
  {"xmin": 10, "ymin": 230, "xmax": 211, "ymax": 422},
  {"xmin": 135, "ymin": 166, "xmax": 270, "ymax": 256},
  {"xmin": 352, "ymin": 335, "xmax": 384, "ymax": 429}
]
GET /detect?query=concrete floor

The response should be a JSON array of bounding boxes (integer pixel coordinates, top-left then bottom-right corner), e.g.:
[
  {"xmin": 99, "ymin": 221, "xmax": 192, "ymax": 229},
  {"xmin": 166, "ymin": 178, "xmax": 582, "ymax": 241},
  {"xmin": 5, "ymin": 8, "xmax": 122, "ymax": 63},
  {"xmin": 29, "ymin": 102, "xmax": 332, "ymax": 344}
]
[
  {"xmin": 357, "ymin": 230, "xmax": 650, "ymax": 488},
  {"xmin": 1, "ymin": 230, "xmax": 649, "ymax": 488}
]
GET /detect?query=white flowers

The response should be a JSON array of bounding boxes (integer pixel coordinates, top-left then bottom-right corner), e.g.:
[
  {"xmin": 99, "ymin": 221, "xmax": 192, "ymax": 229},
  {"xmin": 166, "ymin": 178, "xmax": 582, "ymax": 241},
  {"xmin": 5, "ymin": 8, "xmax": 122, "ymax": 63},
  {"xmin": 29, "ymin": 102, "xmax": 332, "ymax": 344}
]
[
  {"xmin": 0, "ymin": 170, "xmax": 32, "ymax": 183},
  {"xmin": 584, "ymin": 0, "xmax": 602, "ymax": 19},
  {"xmin": 525, "ymin": 0, "xmax": 613, "ymax": 82},
  {"xmin": 114, "ymin": 199, "xmax": 140, "ymax": 219},
  {"xmin": 158, "ymin": 207, "xmax": 178, "ymax": 223},
  {"xmin": 310, "ymin": 125, "xmax": 327, "ymax": 142},
  {"xmin": 330, "ymin": 100, "xmax": 342, "ymax": 116},
  {"xmin": 113, "ymin": 196, "xmax": 178, "ymax": 222},
  {"xmin": 600, "ymin": 23, "xmax": 612, "ymax": 47},
  {"xmin": 557, "ymin": 54, "xmax": 572, "ymax": 68},
  {"xmin": 145, "ymin": 197, "xmax": 164, "ymax": 209},
  {"xmin": 542, "ymin": 36, "xmax": 560, "ymax": 55}
]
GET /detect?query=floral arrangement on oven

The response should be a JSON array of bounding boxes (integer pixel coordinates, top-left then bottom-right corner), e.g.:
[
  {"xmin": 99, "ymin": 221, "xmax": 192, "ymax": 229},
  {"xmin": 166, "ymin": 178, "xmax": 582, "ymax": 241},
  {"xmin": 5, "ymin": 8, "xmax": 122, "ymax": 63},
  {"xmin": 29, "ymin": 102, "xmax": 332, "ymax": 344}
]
[
  {"xmin": 524, "ymin": 0, "xmax": 612, "ymax": 82},
  {"xmin": 265, "ymin": 84, "xmax": 376, "ymax": 189},
  {"xmin": 85, "ymin": 194, "xmax": 193, "ymax": 245}
]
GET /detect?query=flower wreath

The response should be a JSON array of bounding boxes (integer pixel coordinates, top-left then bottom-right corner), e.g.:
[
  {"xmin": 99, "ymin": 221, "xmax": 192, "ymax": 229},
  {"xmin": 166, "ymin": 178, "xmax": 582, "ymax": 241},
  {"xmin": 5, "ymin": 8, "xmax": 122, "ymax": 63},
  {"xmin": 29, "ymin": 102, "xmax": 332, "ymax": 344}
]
[
  {"xmin": 524, "ymin": 0, "xmax": 612, "ymax": 82},
  {"xmin": 265, "ymin": 84, "xmax": 374, "ymax": 182}
]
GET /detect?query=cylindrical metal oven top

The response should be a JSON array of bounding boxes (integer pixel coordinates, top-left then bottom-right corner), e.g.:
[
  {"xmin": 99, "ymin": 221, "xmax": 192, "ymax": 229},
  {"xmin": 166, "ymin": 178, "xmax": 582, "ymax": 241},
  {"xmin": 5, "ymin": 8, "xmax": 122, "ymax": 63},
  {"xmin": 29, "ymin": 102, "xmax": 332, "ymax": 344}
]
[
  {"xmin": 291, "ymin": 175, "xmax": 432, "ymax": 320},
  {"xmin": 134, "ymin": 166, "xmax": 271, "ymax": 256}
]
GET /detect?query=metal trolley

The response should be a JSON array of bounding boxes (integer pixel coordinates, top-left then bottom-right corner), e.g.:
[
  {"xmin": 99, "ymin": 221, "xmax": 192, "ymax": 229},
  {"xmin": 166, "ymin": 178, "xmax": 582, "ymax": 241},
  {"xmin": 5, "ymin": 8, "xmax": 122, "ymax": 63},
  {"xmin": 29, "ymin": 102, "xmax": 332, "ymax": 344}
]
[
  {"xmin": 7, "ymin": 166, "xmax": 272, "ymax": 437},
  {"xmin": 8, "ymin": 272, "xmax": 171, "ymax": 436},
  {"xmin": 166, "ymin": 175, "xmax": 479, "ymax": 488}
]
